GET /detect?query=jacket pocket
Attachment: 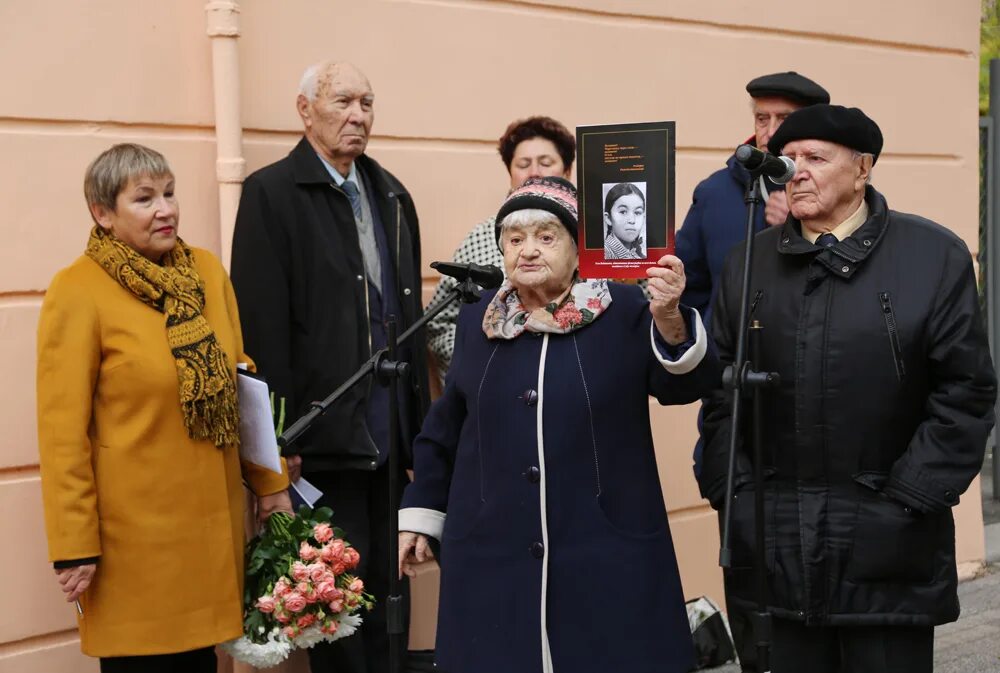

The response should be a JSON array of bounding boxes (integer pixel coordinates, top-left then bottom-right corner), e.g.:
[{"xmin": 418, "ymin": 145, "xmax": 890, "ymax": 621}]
[
  {"xmin": 592, "ymin": 494, "xmax": 668, "ymax": 540},
  {"xmin": 727, "ymin": 486, "xmax": 776, "ymax": 571},
  {"xmin": 847, "ymin": 474, "xmax": 937, "ymax": 583},
  {"xmin": 878, "ymin": 292, "xmax": 905, "ymax": 382}
]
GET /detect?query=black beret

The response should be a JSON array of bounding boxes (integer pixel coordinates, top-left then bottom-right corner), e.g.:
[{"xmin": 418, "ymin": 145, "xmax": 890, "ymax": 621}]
[
  {"xmin": 768, "ymin": 104, "xmax": 884, "ymax": 164},
  {"xmin": 745, "ymin": 71, "xmax": 830, "ymax": 106}
]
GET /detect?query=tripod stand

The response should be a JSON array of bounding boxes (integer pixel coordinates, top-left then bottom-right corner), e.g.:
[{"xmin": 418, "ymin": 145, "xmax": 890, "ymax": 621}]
[{"xmin": 718, "ymin": 171, "xmax": 781, "ymax": 673}]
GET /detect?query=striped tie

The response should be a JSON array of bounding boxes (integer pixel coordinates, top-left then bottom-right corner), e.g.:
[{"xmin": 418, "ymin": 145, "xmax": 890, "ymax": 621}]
[{"xmin": 341, "ymin": 180, "xmax": 363, "ymax": 220}]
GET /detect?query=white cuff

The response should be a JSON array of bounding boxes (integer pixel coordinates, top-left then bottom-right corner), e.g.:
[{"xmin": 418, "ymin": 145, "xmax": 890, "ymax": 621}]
[
  {"xmin": 399, "ymin": 507, "xmax": 445, "ymax": 540},
  {"xmin": 650, "ymin": 307, "xmax": 708, "ymax": 375}
]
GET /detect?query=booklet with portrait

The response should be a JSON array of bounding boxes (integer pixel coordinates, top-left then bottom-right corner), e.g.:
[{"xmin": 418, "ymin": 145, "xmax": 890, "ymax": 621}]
[{"xmin": 576, "ymin": 121, "xmax": 676, "ymax": 279}]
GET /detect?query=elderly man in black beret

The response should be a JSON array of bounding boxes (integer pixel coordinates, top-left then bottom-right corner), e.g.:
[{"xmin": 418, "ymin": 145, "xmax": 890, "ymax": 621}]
[
  {"xmin": 675, "ymin": 71, "xmax": 829, "ymax": 672},
  {"xmin": 699, "ymin": 104, "xmax": 997, "ymax": 672},
  {"xmin": 675, "ymin": 71, "xmax": 829, "ymax": 324}
]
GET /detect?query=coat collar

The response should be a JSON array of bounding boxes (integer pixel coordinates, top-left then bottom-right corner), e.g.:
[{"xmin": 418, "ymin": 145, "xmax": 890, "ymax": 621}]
[
  {"xmin": 726, "ymin": 137, "xmax": 785, "ymax": 196},
  {"xmin": 287, "ymin": 137, "xmax": 409, "ymax": 199},
  {"xmin": 775, "ymin": 186, "xmax": 888, "ymax": 280},
  {"xmin": 725, "ymin": 135, "xmax": 757, "ymax": 188}
]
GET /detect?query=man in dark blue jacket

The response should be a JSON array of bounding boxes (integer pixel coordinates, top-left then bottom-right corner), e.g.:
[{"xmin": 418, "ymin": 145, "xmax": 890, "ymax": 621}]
[
  {"xmin": 675, "ymin": 71, "xmax": 829, "ymax": 673},
  {"xmin": 676, "ymin": 71, "xmax": 830, "ymax": 327}
]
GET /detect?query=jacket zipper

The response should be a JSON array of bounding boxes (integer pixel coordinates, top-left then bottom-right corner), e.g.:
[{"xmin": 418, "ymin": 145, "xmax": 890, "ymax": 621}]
[
  {"xmin": 362, "ymin": 273, "xmax": 373, "ymax": 357},
  {"xmin": 747, "ymin": 289, "xmax": 764, "ymax": 326},
  {"xmin": 336, "ymin": 181, "xmax": 374, "ymax": 358},
  {"xmin": 353, "ymin": 189, "xmax": 376, "ymax": 461},
  {"xmin": 395, "ymin": 198, "xmax": 403, "ymax": 309},
  {"xmin": 878, "ymin": 292, "xmax": 905, "ymax": 381}
]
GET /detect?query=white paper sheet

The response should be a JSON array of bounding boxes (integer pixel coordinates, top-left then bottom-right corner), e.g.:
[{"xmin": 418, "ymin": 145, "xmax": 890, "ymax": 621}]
[
  {"xmin": 236, "ymin": 368, "xmax": 283, "ymax": 474},
  {"xmin": 290, "ymin": 477, "xmax": 324, "ymax": 508}
]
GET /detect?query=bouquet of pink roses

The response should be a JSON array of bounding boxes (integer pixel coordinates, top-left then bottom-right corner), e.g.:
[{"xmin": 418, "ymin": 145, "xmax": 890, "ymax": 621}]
[{"xmin": 221, "ymin": 506, "xmax": 374, "ymax": 667}]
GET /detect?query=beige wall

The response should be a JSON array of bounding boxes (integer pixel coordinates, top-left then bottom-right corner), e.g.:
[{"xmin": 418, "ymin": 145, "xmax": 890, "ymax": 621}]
[{"xmin": 0, "ymin": 1, "xmax": 985, "ymax": 670}]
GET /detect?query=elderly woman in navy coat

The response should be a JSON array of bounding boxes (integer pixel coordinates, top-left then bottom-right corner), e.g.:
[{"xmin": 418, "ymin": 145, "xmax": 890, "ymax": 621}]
[{"xmin": 398, "ymin": 176, "xmax": 719, "ymax": 673}]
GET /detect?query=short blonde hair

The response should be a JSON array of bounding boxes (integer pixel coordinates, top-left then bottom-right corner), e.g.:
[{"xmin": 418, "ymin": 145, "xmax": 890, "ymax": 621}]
[{"xmin": 84, "ymin": 143, "xmax": 173, "ymax": 215}]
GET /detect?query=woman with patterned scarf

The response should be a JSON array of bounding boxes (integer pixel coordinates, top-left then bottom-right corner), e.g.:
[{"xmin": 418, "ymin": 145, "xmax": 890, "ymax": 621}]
[
  {"xmin": 36, "ymin": 144, "xmax": 292, "ymax": 673},
  {"xmin": 397, "ymin": 176, "xmax": 720, "ymax": 673}
]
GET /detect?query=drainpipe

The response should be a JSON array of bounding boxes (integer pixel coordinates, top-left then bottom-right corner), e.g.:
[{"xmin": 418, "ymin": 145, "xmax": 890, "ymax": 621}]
[
  {"xmin": 991, "ymin": 59, "xmax": 1000, "ymax": 501},
  {"xmin": 206, "ymin": 0, "xmax": 245, "ymax": 270},
  {"xmin": 204, "ymin": 6, "xmax": 254, "ymax": 673}
]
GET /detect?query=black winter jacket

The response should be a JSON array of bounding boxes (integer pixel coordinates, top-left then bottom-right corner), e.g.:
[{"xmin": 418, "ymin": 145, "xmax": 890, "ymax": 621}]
[
  {"xmin": 700, "ymin": 186, "xmax": 996, "ymax": 626},
  {"xmin": 231, "ymin": 138, "xmax": 430, "ymax": 471}
]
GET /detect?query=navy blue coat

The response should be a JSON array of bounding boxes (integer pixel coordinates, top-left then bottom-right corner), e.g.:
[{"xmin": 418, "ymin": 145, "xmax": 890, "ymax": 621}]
[
  {"xmin": 675, "ymin": 152, "xmax": 769, "ymax": 327},
  {"xmin": 400, "ymin": 285, "xmax": 720, "ymax": 673}
]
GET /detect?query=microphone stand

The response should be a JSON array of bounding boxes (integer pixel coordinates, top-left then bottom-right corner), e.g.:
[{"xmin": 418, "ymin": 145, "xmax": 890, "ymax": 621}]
[
  {"xmin": 718, "ymin": 170, "xmax": 780, "ymax": 673},
  {"xmin": 278, "ymin": 275, "xmax": 487, "ymax": 673}
]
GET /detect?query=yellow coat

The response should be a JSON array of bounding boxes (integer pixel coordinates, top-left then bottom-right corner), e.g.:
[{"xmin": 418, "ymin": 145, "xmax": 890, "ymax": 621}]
[{"xmin": 36, "ymin": 246, "xmax": 289, "ymax": 657}]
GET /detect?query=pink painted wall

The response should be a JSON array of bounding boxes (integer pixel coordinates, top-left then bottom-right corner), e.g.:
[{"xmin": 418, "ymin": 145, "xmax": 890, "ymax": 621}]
[{"xmin": 0, "ymin": 1, "xmax": 986, "ymax": 670}]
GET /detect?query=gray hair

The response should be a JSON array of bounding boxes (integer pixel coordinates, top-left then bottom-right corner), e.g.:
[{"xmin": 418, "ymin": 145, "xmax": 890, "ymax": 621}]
[
  {"xmin": 298, "ymin": 61, "xmax": 333, "ymax": 102},
  {"xmin": 852, "ymin": 150, "xmax": 875, "ymax": 184},
  {"xmin": 498, "ymin": 209, "xmax": 573, "ymax": 251},
  {"xmin": 84, "ymin": 143, "xmax": 172, "ymax": 214}
]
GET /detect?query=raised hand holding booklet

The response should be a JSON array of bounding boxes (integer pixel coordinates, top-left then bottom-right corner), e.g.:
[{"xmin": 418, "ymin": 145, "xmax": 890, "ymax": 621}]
[{"xmin": 576, "ymin": 121, "xmax": 676, "ymax": 279}]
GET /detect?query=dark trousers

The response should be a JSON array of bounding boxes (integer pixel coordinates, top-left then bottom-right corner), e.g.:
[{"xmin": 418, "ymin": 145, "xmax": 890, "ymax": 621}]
[
  {"xmin": 727, "ymin": 597, "xmax": 759, "ymax": 672},
  {"xmin": 305, "ymin": 464, "xmax": 409, "ymax": 673},
  {"xmin": 770, "ymin": 618, "xmax": 933, "ymax": 673},
  {"xmin": 99, "ymin": 646, "xmax": 215, "ymax": 673}
]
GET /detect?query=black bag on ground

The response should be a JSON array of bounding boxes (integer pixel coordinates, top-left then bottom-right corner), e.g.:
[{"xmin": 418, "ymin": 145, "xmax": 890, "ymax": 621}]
[{"xmin": 686, "ymin": 596, "xmax": 737, "ymax": 671}]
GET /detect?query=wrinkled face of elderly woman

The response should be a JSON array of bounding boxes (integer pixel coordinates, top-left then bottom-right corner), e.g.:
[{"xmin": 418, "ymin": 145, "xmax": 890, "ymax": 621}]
[
  {"xmin": 604, "ymin": 192, "xmax": 645, "ymax": 244},
  {"xmin": 91, "ymin": 173, "xmax": 179, "ymax": 263},
  {"xmin": 500, "ymin": 211, "xmax": 578, "ymax": 300}
]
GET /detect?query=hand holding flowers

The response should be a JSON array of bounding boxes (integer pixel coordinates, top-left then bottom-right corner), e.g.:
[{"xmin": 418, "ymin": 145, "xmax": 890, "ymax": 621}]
[{"xmin": 222, "ymin": 506, "xmax": 374, "ymax": 667}]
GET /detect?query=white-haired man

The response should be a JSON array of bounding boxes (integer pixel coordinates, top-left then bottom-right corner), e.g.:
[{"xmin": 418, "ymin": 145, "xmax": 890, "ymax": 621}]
[
  {"xmin": 231, "ymin": 61, "xmax": 429, "ymax": 673},
  {"xmin": 700, "ymin": 104, "xmax": 996, "ymax": 673}
]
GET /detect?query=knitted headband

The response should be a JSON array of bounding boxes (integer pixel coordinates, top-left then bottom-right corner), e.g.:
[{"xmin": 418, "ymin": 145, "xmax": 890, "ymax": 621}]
[{"xmin": 495, "ymin": 176, "xmax": 578, "ymax": 249}]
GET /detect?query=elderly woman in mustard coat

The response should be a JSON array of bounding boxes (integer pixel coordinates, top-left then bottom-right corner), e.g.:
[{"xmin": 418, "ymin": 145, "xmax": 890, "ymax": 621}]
[{"xmin": 36, "ymin": 143, "xmax": 292, "ymax": 673}]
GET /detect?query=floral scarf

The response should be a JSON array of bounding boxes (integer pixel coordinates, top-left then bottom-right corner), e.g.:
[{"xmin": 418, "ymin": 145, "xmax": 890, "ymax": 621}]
[
  {"xmin": 483, "ymin": 277, "xmax": 612, "ymax": 339},
  {"xmin": 85, "ymin": 225, "xmax": 240, "ymax": 448}
]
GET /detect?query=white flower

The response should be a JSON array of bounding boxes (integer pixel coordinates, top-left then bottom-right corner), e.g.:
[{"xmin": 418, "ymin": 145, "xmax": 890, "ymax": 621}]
[
  {"xmin": 292, "ymin": 624, "xmax": 326, "ymax": 649},
  {"xmin": 222, "ymin": 612, "xmax": 366, "ymax": 666},
  {"xmin": 221, "ymin": 629, "xmax": 292, "ymax": 668},
  {"xmin": 291, "ymin": 614, "xmax": 364, "ymax": 649}
]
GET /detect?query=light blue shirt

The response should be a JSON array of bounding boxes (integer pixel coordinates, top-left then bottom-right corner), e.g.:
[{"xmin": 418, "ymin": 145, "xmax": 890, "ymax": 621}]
[
  {"xmin": 316, "ymin": 154, "xmax": 359, "ymax": 187},
  {"xmin": 314, "ymin": 152, "xmax": 381, "ymax": 291}
]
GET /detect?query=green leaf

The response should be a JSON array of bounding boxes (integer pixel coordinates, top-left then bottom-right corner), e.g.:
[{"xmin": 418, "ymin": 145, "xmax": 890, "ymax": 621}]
[{"xmin": 313, "ymin": 506, "xmax": 333, "ymax": 522}]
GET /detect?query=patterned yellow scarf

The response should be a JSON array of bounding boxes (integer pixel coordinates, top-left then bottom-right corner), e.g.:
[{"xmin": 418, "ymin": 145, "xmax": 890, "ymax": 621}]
[{"xmin": 86, "ymin": 226, "xmax": 240, "ymax": 447}]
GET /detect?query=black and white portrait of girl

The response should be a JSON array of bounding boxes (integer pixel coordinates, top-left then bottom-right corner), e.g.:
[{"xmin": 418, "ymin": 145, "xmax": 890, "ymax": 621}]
[{"xmin": 603, "ymin": 182, "xmax": 647, "ymax": 260}]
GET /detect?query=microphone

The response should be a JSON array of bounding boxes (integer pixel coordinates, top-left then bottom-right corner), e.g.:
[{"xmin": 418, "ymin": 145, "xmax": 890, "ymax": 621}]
[
  {"xmin": 734, "ymin": 144, "xmax": 796, "ymax": 184},
  {"xmin": 430, "ymin": 261, "xmax": 504, "ymax": 289}
]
